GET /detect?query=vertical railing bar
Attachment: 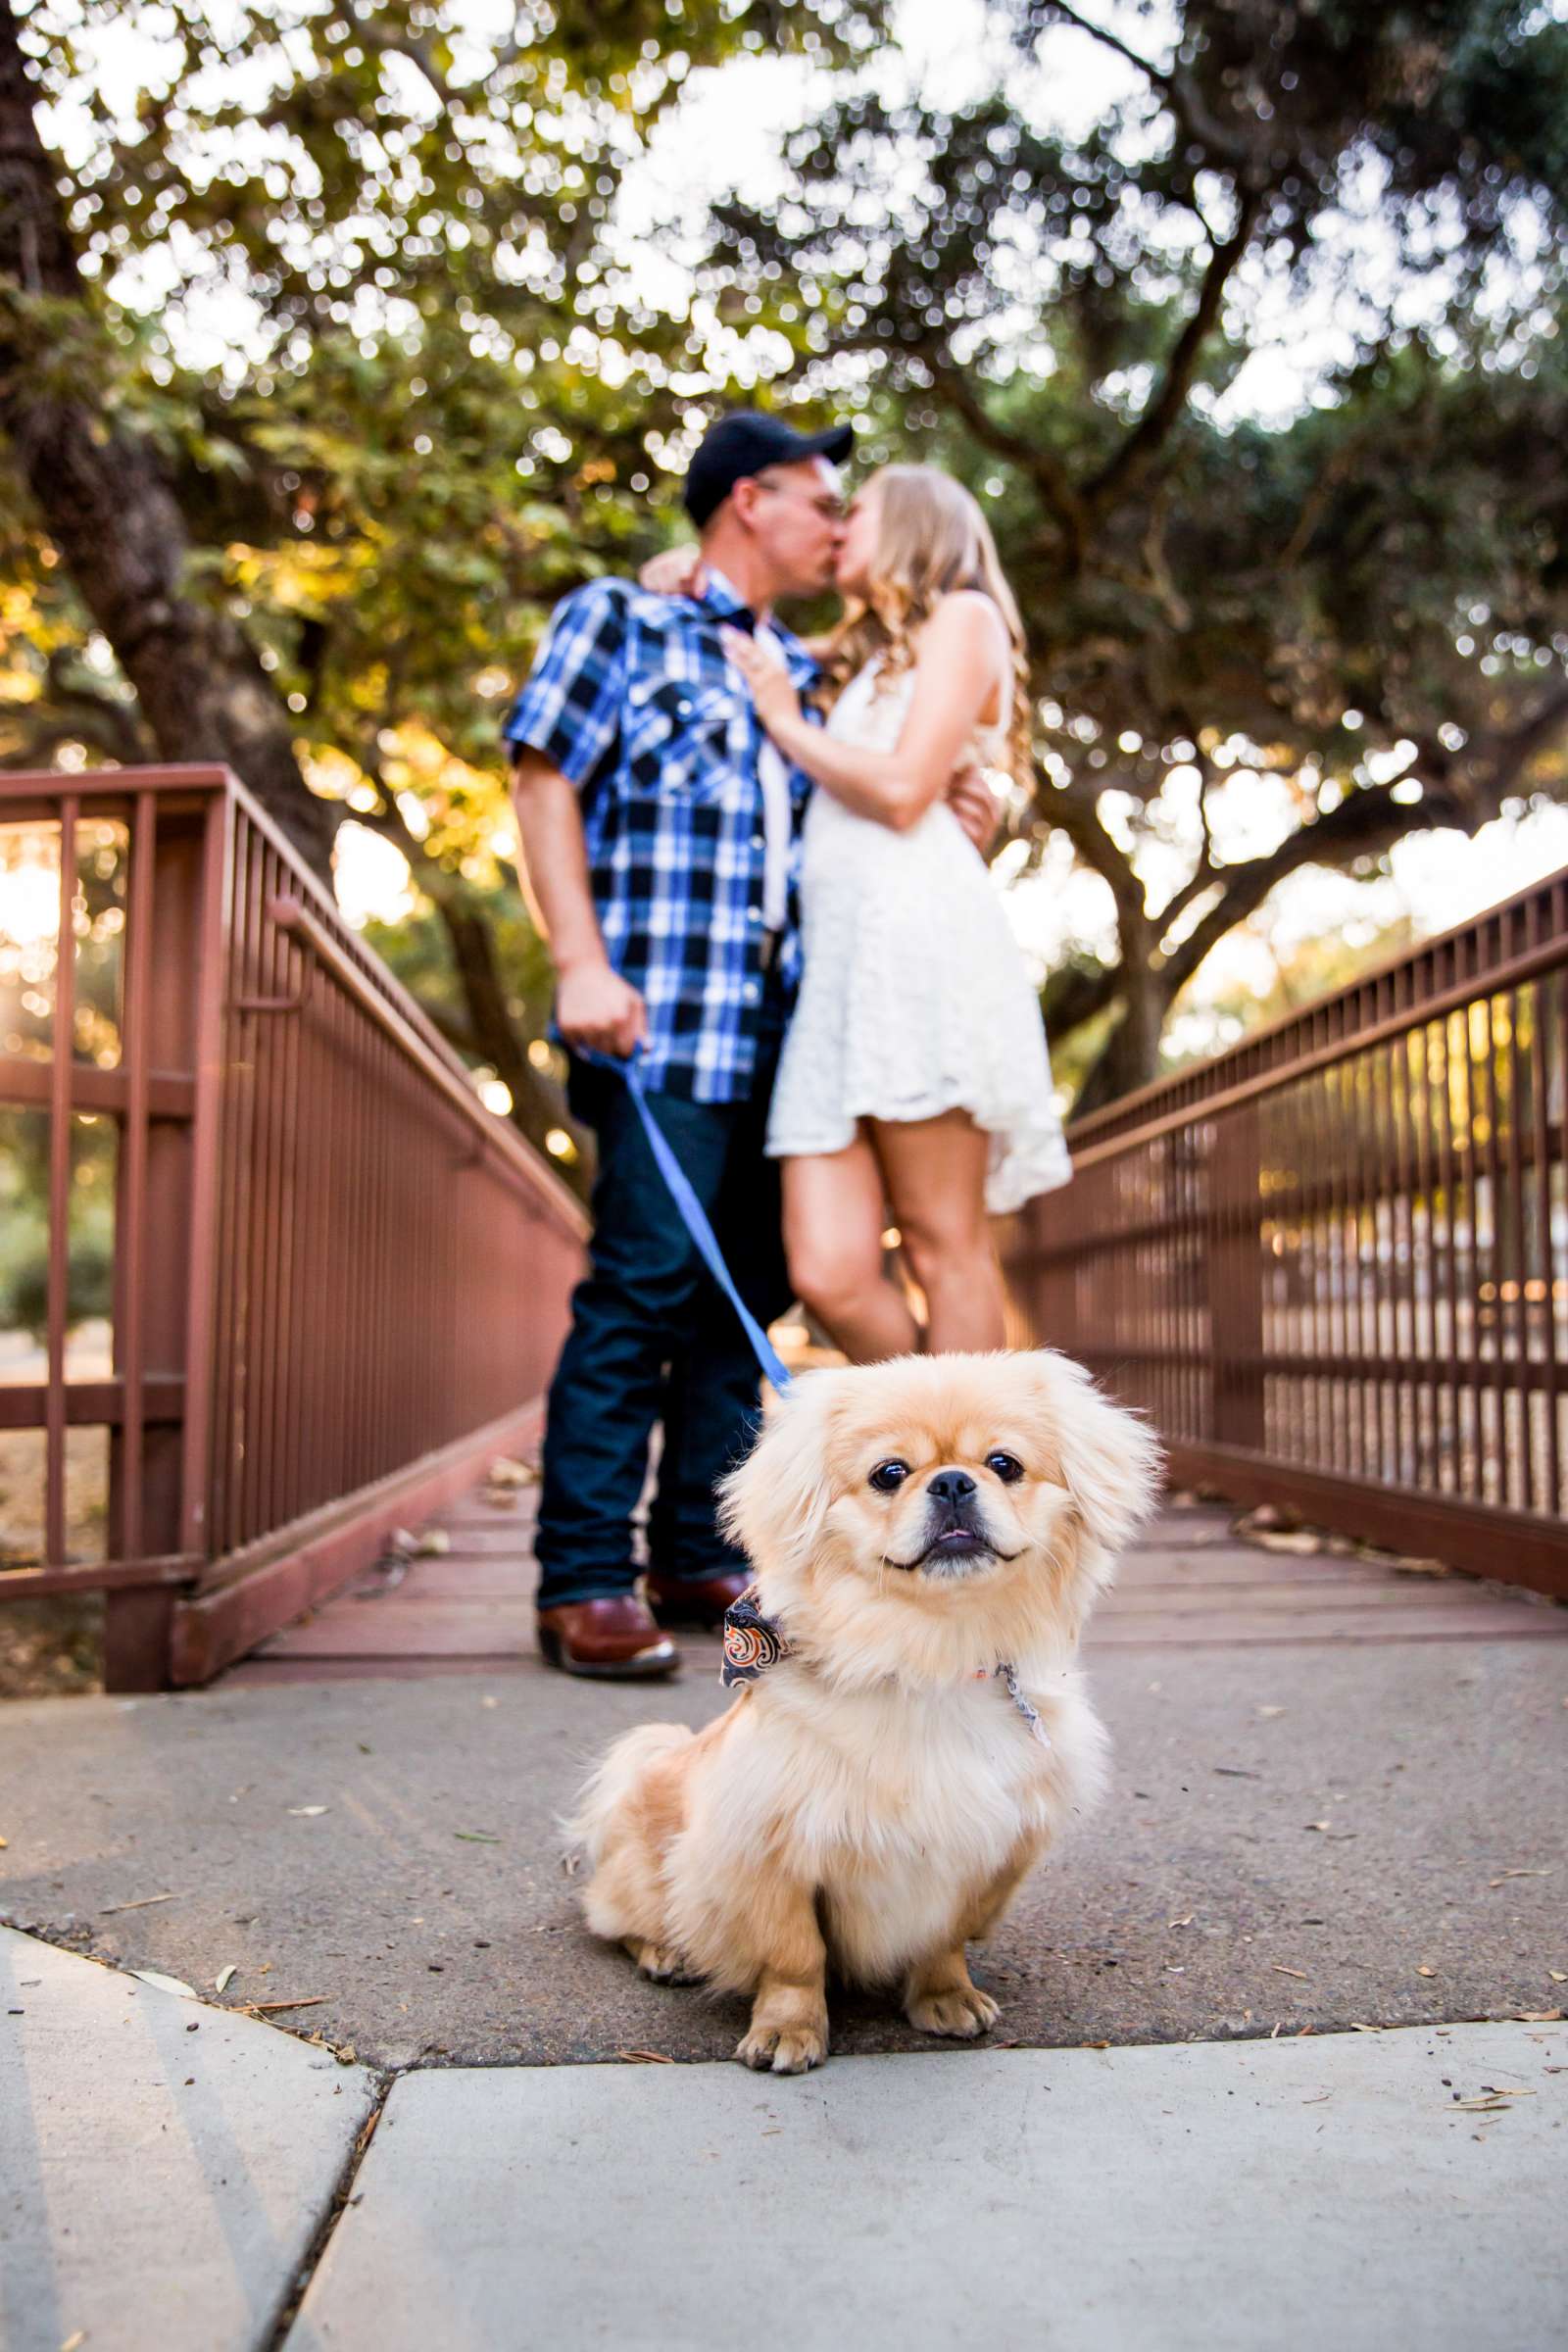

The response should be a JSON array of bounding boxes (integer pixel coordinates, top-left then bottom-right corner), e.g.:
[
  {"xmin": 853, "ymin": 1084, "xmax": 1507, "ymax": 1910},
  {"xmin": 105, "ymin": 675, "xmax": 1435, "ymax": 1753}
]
[
  {"xmin": 271, "ymin": 914, "xmax": 306, "ymax": 1533},
  {"xmin": 45, "ymin": 795, "xmax": 79, "ymax": 1565},
  {"xmin": 1436, "ymin": 999, "xmax": 1460, "ymax": 1500},
  {"xmin": 248, "ymin": 848, "xmax": 286, "ymax": 1545},
  {"xmin": 1324, "ymin": 1061, "xmax": 1348, "ymax": 1480},
  {"xmin": 1481, "ymin": 978, "xmax": 1507, "ymax": 1507},
  {"xmin": 341, "ymin": 976, "xmax": 371, "ymax": 1494},
  {"xmin": 1388, "ymin": 981, "xmax": 1415, "ymax": 1486},
  {"xmin": 119, "ymin": 791, "xmax": 157, "ymax": 1562},
  {"xmin": 225, "ymin": 814, "xmax": 267, "ymax": 1549},
  {"xmin": 1506, "ymin": 981, "xmax": 1535, "ymax": 1512},
  {"xmin": 1408, "ymin": 1009, "xmax": 1436, "ymax": 1497},
  {"xmin": 179, "ymin": 787, "xmax": 233, "ymax": 1563},
  {"xmin": 1347, "ymin": 1046, "xmax": 1371, "ymax": 1478},
  {"xmin": 1372, "ymin": 990, "xmax": 1397, "ymax": 1483},
  {"xmin": 204, "ymin": 803, "xmax": 249, "ymax": 1557},
  {"xmin": 1293, "ymin": 1076, "xmax": 1314, "ymax": 1469},
  {"xmin": 293, "ymin": 931, "xmax": 327, "ymax": 1523},
  {"xmin": 1533, "ymin": 954, "xmax": 1562, "ymax": 1514},
  {"xmin": 1458, "ymin": 986, "xmax": 1485, "ymax": 1504}
]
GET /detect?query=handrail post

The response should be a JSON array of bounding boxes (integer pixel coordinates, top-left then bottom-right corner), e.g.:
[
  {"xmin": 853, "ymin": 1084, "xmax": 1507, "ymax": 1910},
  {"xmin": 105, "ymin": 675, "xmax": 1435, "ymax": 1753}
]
[
  {"xmin": 1207, "ymin": 1101, "xmax": 1266, "ymax": 1455},
  {"xmin": 103, "ymin": 790, "xmax": 228, "ymax": 1689}
]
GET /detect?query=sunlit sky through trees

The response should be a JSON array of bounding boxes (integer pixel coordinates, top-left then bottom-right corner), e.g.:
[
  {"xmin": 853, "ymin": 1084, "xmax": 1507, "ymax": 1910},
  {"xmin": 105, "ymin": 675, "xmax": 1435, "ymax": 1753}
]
[{"xmin": 24, "ymin": 0, "xmax": 1568, "ymax": 1069}]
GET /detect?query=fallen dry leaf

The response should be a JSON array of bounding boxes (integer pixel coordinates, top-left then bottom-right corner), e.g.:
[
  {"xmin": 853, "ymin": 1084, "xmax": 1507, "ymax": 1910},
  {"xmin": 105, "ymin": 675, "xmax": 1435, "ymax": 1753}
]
[
  {"xmin": 1305, "ymin": 1821, "xmax": 1332, "ymax": 1833},
  {"xmin": 60, "ymin": 2332, "xmax": 85, "ymax": 2352},
  {"xmin": 1417, "ymin": 1965, "xmax": 1438, "ymax": 1979},
  {"xmin": 215, "ymin": 1965, "xmax": 237, "ymax": 1994},
  {"xmin": 129, "ymin": 1970, "xmax": 197, "ymax": 2000},
  {"xmin": 487, "ymin": 1456, "xmax": 538, "ymax": 1490},
  {"xmin": 1548, "ymin": 1972, "xmax": 1568, "ymax": 1984},
  {"xmin": 1256, "ymin": 1706, "xmax": 1285, "ymax": 1720},
  {"xmin": 287, "ymin": 1806, "xmax": 329, "ymax": 1817},
  {"xmin": 414, "ymin": 1529, "xmax": 451, "ymax": 1556},
  {"xmin": 0, "ymin": 1835, "xmax": 8, "ymax": 1849},
  {"xmin": 1250, "ymin": 1529, "xmax": 1324, "ymax": 1555},
  {"xmin": 1168, "ymin": 1915, "xmax": 1194, "ymax": 1929}
]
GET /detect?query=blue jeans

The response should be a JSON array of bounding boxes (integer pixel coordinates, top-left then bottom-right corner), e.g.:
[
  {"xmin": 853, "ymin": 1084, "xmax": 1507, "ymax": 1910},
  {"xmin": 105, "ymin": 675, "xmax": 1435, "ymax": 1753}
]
[{"xmin": 533, "ymin": 1051, "xmax": 792, "ymax": 1609}]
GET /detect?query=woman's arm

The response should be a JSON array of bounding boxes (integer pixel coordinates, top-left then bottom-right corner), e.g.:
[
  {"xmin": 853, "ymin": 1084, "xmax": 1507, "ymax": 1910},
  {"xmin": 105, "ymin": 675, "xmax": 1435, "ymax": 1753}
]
[
  {"xmin": 723, "ymin": 592, "xmax": 1009, "ymax": 832},
  {"xmin": 636, "ymin": 546, "xmax": 834, "ymax": 656}
]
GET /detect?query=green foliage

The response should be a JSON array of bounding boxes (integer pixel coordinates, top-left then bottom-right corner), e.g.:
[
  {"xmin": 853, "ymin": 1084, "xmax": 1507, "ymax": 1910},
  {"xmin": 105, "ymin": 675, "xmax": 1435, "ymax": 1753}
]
[
  {"xmin": 6, "ymin": 0, "xmax": 1568, "ymax": 1115},
  {"xmin": 709, "ymin": 0, "xmax": 1568, "ymax": 1100}
]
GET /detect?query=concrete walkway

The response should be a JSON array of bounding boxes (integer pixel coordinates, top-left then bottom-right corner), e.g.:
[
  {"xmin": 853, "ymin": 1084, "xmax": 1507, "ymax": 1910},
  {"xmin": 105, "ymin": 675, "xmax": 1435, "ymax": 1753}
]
[
  {"xmin": 2, "ymin": 1513, "xmax": 1564, "ymax": 2066},
  {"xmin": 284, "ymin": 2024, "xmax": 1566, "ymax": 2352},
  {"xmin": 3, "ymin": 1494, "xmax": 1566, "ymax": 2346},
  {"xmin": 0, "ymin": 1925, "xmax": 377, "ymax": 2352},
  {"xmin": 4, "ymin": 1923, "xmax": 1563, "ymax": 2352}
]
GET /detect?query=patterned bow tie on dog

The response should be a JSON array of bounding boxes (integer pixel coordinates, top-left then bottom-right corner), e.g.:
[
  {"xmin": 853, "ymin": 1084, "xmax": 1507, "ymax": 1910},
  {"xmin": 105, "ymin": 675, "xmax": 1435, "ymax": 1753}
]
[{"xmin": 721, "ymin": 1586, "xmax": 1052, "ymax": 1747}]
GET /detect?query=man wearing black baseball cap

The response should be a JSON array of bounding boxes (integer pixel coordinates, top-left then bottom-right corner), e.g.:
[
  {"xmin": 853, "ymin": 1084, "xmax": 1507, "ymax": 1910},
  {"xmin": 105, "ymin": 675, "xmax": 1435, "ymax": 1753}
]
[
  {"xmin": 504, "ymin": 410, "xmax": 988, "ymax": 1681},
  {"xmin": 681, "ymin": 410, "xmax": 855, "ymax": 529}
]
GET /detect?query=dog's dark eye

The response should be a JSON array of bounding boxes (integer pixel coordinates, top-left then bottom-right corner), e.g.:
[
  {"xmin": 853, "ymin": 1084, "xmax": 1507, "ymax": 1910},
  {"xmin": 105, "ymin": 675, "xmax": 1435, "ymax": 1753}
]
[
  {"xmin": 986, "ymin": 1451, "xmax": 1025, "ymax": 1484},
  {"xmin": 868, "ymin": 1459, "xmax": 910, "ymax": 1494}
]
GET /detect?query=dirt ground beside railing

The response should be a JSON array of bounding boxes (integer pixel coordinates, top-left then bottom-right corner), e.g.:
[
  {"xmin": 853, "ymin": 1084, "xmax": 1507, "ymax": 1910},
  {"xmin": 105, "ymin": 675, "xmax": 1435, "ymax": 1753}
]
[{"xmin": 0, "ymin": 1592, "xmax": 101, "ymax": 1698}]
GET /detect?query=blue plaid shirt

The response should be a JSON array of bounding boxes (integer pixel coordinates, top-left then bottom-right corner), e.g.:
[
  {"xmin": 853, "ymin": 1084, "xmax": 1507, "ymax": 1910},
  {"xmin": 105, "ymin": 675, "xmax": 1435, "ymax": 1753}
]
[{"xmin": 503, "ymin": 570, "xmax": 818, "ymax": 1102}]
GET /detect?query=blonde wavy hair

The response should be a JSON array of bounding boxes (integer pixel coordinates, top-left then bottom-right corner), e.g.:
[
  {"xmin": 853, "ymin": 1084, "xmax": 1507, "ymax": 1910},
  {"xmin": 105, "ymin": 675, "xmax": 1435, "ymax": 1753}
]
[{"xmin": 818, "ymin": 464, "xmax": 1031, "ymax": 787}]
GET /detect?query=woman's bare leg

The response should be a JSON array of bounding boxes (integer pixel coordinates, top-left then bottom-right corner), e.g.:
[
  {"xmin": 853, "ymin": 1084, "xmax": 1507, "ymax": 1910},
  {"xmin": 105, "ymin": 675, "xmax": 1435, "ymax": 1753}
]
[
  {"xmin": 782, "ymin": 1140, "xmax": 920, "ymax": 1363},
  {"xmin": 871, "ymin": 1110, "xmax": 1005, "ymax": 1354}
]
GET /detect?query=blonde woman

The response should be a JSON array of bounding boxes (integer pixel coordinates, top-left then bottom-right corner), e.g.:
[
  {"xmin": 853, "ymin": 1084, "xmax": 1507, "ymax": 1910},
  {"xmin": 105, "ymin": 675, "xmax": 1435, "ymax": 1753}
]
[{"xmin": 655, "ymin": 464, "xmax": 1068, "ymax": 1358}]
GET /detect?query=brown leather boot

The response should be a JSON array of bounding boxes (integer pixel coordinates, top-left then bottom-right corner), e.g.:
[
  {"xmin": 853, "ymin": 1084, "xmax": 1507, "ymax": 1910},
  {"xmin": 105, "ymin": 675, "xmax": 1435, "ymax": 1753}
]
[
  {"xmin": 644, "ymin": 1567, "xmax": 751, "ymax": 1632},
  {"xmin": 536, "ymin": 1596, "xmax": 679, "ymax": 1680}
]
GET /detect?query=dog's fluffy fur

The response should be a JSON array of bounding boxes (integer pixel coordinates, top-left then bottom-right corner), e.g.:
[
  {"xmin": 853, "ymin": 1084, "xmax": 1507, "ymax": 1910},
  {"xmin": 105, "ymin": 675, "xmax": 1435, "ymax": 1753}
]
[{"xmin": 570, "ymin": 1349, "xmax": 1161, "ymax": 2073}]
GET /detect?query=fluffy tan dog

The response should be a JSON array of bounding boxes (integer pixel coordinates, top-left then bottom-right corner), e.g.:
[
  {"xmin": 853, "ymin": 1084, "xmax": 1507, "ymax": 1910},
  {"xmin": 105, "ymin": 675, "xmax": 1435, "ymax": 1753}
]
[{"xmin": 570, "ymin": 1349, "xmax": 1160, "ymax": 2074}]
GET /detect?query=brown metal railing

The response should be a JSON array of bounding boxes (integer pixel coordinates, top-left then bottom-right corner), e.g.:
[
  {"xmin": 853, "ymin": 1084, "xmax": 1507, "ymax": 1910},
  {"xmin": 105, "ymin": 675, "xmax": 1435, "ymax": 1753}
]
[
  {"xmin": 1004, "ymin": 864, "xmax": 1568, "ymax": 1601},
  {"xmin": 0, "ymin": 764, "xmax": 586, "ymax": 1684}
]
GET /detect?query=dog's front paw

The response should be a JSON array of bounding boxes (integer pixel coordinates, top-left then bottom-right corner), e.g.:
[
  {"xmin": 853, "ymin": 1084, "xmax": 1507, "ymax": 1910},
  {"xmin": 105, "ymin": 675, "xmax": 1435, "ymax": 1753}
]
[
  {"xmin": 736, "ymin": 2021, "xmax": 827, "ymax": 2075},
  {"xmin": 623, "ymin": 1936, "xmax": 700, "ymax": 1984},
  {"xmin": 906, "ymin": 1984, "xmax": 1000, "ymax": 2039},
  {"xmin": 637, "ymin": 1943, "xmax": 701, "ymax": 1984}
]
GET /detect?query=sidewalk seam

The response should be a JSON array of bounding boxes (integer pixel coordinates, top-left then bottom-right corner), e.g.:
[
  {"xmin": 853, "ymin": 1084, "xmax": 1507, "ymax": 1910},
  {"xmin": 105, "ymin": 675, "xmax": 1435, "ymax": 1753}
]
[{"xmin": 260, "ymin": 2069, "xmax": 396, "ymax": 2351}]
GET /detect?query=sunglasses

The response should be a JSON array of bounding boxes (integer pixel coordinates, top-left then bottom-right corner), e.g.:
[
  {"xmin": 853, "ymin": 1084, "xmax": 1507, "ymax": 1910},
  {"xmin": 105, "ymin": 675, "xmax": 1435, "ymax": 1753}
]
[{"xmin": 750, "ymin": 480, "xmax": 847, "ymax": 523}]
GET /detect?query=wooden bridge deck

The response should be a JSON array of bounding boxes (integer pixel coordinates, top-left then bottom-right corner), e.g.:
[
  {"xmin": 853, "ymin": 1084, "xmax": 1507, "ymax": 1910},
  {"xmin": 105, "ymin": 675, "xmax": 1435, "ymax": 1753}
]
[{"xmin": 222, "ymin": 1482, "xmax": 1568, "ymax": 1685}]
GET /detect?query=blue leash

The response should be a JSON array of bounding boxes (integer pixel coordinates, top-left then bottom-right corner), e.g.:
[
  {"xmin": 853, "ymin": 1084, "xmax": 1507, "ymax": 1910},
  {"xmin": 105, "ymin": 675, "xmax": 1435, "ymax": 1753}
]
[{"xmin": 586, "ymin": 1051, "xmax": 795, "ymax": 1395}]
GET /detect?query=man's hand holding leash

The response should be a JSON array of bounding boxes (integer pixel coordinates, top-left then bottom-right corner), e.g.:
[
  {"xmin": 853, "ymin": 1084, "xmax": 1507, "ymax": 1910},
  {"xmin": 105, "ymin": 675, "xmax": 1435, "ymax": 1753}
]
[{"xmin": 555, "ymin": 956, "xmax": 648, "ymax": 1059}]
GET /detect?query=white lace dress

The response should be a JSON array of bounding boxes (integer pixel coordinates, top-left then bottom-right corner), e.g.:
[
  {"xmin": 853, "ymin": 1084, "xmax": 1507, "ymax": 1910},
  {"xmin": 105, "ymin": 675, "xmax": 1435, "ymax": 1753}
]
[{"xmin": 767, "ymin": 657, "xmax": 1071, "ymax": 1215}]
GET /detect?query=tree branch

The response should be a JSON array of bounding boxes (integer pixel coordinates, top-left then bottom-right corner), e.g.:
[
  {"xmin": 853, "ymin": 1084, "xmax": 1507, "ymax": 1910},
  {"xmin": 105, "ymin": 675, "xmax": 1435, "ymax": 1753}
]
[
  {"xmin": 1087, "ymin": 187, "xmax": 1263, "ymax": 507},
  {"xmin": 1028, "ymin": 3, "xmax": 1259, "ymax": 168},
  {"xmin": 1158, "ymin": 776, "xmax": 1465, "ymax": 1001},
  {"xmin": 0, "ymin": 3, "xmax": 334, "ymax": 876},
  {"xmin": 929, "ymin": 358, "xmax": 1088, "ymax": 560}
]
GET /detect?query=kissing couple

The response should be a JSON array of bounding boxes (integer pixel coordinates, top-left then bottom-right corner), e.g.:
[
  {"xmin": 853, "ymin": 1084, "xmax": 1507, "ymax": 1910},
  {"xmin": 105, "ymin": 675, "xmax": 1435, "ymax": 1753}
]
[{"xmin": 505, "ymin": 409, "xmax": 1069, "ymax": 1681}]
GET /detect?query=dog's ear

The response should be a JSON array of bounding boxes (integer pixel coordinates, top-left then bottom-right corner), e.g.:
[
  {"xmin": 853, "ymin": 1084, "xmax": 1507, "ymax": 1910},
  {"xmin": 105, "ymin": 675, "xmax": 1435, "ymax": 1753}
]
[
  {"xmin": 717, "ymin": 1369, "xmax": 842, "ymax": 1574},
  {"xmin": 1024, "ymin": 1350, "xmax": 1163, "ymax": 1558}
]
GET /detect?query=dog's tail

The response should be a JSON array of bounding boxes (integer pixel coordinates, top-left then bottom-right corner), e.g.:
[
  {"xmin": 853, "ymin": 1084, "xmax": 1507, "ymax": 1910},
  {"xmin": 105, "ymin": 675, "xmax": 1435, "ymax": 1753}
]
[{"xmin": 564, "ymin": 1722, "xmax": 693, "ymax": 1872}]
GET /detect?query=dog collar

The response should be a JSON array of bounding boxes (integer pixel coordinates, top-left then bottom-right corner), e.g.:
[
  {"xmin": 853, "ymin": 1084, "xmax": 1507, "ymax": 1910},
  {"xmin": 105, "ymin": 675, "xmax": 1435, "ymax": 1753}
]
[{"xmin": 720, "ymin": 1586, "xmax": 1051, "ymax": 1747}]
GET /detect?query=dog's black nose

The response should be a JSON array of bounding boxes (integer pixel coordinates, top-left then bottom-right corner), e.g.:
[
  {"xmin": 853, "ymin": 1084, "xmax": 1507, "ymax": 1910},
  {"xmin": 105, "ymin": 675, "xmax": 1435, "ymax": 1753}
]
[{"xmin": 928, "ymin": 1469, "xmax": 977, "ymax": 1506}]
